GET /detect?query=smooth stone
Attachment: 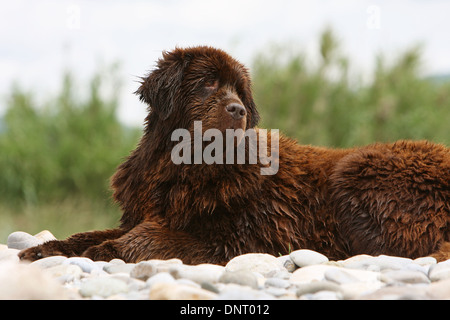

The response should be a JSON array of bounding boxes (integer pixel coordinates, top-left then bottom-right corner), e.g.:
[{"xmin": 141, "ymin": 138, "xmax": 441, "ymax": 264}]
[
  {"xmin": 344, "ymin": 255, "xmax": 413, "ymax": 271},
  {"xmin": 176, "ymin": 278, "xmax": 201, "ymax": 288},
  {"xmin": 339, "ymin": 254, "xmax": 373, "ymax": 265},
  {"xmin": 0, "ymin": 248, "xmax": 20, "ymax": 263},
  {"xmin": 219, "ymin": 270, "xmax": 258, "ymax": 289},
  {"xmin": 265, "ymin": 287, "xmax": 289, "ymax": 297},
  {"xmin": 7, "ymin": 231, "xmax": 40, "ymax": 250},
  {"xmin": 290, "ymin": 265, "xmax": 338, "ymax": 284},
  {"xmin": 94, "ymin": 261, "xmax": 110, "ymax": 270},
  {"xmin": 79, "ymin": 276, "xmax": 129, "ymax": 298},
  {"xmin": 44, "ymin": 264, "xmax": 83, "ymax": 280},
  {"xmin": 108, "ymin": 258, "xmax": 126, "ymax": 265},
  {"xmin": 225, "ymin": 253, "xmax": 283, "ymax": 276},
  {"xmin": 403, "ymin": 263, "xmax": 429, "ymax": 274},
  {"xmin": 169, "ymin": 264, "xmax": 224, "ymax": 284},
  {"xmin": 146, "ymin": 258, "xmax": 183, "ymax": 273},
  {"xmin": 130, "ymin": 261, "xmax": 157, "ymax": 281},
  {"xmin": 216, "ymin": 283, "xmax": 274, "ymax": 300},
  {"xmin": 264, "ymin": 277, "xmax": 290, "ymax": 289},
  {"xmin": 266, "ymin": 269, "xmax": 291, "ymax": 280},
  {"xmin": 360, "ymin": 286, "xmax": 429, "ymax": 300},
  {"xmin": 325, "ymin": 267, "xmax": 380, "ymax": 284},
  {"xmin": 103, "ymin": 263, "xmax": 135, "ymax": 274},
  {"xmin": 149, "ymin": 282, "xmax": 217, "ymax": 300},
  {"xmin": 31, "ymin": 255, "xmax": 67, "ymax": 269},
  {"xmin": 380, "ymin": 270, "xmax": 430, "ymax": 284},
  {"xmin": 428, "ymin": 260, "xmax": 450, "ymax": 282},
  {"xmin": 34, "ymin": 230, "xmax": 57, "ymax": 243},
  {"xmin": 324, "ymin": 268, "xmax": 358, "ymax": 284},
  {"xmin": 277, "ymin": 255, "xmax": 297, "ymax": 272},
  {"xmin": 295, "ymin": 281, "xmax": 341, "ymax": 297},
  {"xmin": 0, "ymin": 261, "xmax": 68, "ymax": 299},
  {"xmin": 200, "ymin": 281, "xmax": 220, "ymax": 294},
  {"xmin": 426, "ymin": 278, "xmax": 450, "ymax": 299},
  {"xmin": 302, "ymin": 290, "xmax": 341, "ymax": 300},
  {"xmin": 340, "ymin": 281, "xmax": 383, "ymax": 299},
  {"xmin": 413, "ymin": 257, "xmax": 437, "ymax": 266},
  {"xmin": 63, "ymin": 257, "xmax": 99, "ymax": 273},
  {"xmin": 146, "ymin": 272, "xmax": 175, "ymax": 288},
  {"xmin": 289, "ymin": 249, "xmax": 328, "ymax": 267}
]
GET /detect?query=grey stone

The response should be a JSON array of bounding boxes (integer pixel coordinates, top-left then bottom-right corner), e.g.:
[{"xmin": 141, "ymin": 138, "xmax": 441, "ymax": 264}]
[
  {"xmin": 63, "ymin": 257, "xmax": 99, "ymax": 273},
  {"xmin": 380, "ymin": 270, "xmax": 430, "ymax": 284},
  {"xmin": 295, "ymin": 281, "xmax": 341, "ymax": 297},
  {"xmin": 265, "ymin": 277, "xmax": 290, "ymax": 289},
  {"xmin": 130, "ymin": 261, "xmax": 157, "ymax": 281},
  {"xmin": 7, "ymin": 231, "xmax": 40, "ymax": 250},
  {"xmin": 219, "ymin": 270, "xmax": 258, "ymax": 289},
  {"xmin": 103, "ymin": 263, "xmax": 135, "ymax": 274},
  {"xmin": 277, "ymin": 255, "xmax": 297, "ymax": 272}
]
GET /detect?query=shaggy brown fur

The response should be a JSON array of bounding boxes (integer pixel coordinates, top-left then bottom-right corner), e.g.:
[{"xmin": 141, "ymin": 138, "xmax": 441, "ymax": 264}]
[{"xmin": 19, "ymin": 46, "xmax": 450, "ymax": 264}]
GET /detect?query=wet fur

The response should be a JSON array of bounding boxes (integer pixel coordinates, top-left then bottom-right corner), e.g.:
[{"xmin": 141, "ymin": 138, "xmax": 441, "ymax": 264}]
[{"xmin": 19, "ymin": 46, "xmax": 450, "ymax": 264}]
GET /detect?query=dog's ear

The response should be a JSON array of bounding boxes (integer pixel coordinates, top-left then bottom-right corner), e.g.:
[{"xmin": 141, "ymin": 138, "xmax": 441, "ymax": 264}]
[
  {"xmin": 247, "ymin": 97, "xmax": 260, "ymax": 128},
  {"xmin": 136, "ymin": 51, "xmax": 190, "ymax": 120}
]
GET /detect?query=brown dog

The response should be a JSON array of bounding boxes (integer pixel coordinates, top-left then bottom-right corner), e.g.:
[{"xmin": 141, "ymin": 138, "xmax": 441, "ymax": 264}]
[{"xmin": 19, "ymin": 46, "xmax": 450, "ymax": 264}]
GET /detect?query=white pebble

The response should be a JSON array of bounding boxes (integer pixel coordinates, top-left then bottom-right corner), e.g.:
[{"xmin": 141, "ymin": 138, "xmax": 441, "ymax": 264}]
[
  {"xmin": 289, "ymin": 249, "xmax": 329, "ymax": 267},
  {"xmin": 169, "ymin": 264, "xmax": 224, "ymax": 284},
  {"xmin": 33, "ymin": 230, "xmax": 57, "ymax": 243},
  {"xmin": 149, "ymin": 282, "xmax": 217, "ymax": 300},
  {"xmin": 290, "ymin": 265, "xmax": 337, "ymax": 284},
  {"xmin": 225, "ymin": 253, "xmax": 283, "ymax": 276},
  {"xmin": 31, "ymin": 256, "xmax": 67, "ymax": 269},
  {"xmin": 146, "ymin": 272, "xmax": 175, "ymax": 288},
  {"xmin": 63, "ymin": 257, "xmax": 99, "ymax": 273},
  {"xmin": 0, "ymin": 248, "xmax": 20, "ymax": 263},
  {"xmin": 79, "ymin": 276, "xmax": 129, "ymax": 298}
]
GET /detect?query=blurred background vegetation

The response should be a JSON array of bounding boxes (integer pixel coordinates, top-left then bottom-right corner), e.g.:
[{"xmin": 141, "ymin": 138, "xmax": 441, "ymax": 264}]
[{"xmin": 1, "ymin": 29, "xmax": 449, "ymax": 241}]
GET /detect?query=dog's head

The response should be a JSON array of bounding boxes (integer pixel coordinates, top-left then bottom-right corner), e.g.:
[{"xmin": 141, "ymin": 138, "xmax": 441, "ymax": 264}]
[{"xmin": 136, "ymin": 46, "xmax": 260, "ymax": 134}]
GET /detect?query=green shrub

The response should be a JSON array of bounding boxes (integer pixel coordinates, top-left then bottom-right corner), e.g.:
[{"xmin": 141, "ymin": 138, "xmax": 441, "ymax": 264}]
[{"xmin": 252, "ymin": 28, "xmax": 450, "ymax": 148}]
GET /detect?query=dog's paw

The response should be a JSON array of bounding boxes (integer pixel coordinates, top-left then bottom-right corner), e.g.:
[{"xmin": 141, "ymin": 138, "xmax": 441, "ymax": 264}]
[
  {"xmin": 18, "ymin": 241, "xmax": 65, "ymax": 261},
  {"xmin": 82, "ymin": 241, "xmax": 119, "ymax": 262}
]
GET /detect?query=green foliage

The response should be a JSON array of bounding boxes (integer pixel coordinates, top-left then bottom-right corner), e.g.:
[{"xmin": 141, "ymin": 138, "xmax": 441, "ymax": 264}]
[
  {"xmin": 0, "ymin": 65, "xmax": 140, "ymax": 206},
  {"xmin": 252, "ymin": 28, "xmax": 450, "ymax": 148}
]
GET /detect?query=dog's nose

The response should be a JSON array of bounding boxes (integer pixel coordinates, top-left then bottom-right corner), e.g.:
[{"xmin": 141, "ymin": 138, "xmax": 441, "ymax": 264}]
[{"xmin": 226, "ymin": 103, "xmax": 247, "ymax": 120}]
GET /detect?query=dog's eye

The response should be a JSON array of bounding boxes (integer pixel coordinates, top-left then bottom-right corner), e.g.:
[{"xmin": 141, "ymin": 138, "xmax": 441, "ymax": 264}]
[{"xmin": 204, "ymin": 80, "xmax": 219, "ymax": 92}]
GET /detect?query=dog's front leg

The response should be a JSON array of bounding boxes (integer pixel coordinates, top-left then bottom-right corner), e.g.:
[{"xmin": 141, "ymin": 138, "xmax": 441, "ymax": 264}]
[
  {"xmin": 18, "ymin": 228, "xmax": 126, "ymax": 261},
  {"xmin": 81, "ymin": 220, "xmax": 226, "ymax": 264}
]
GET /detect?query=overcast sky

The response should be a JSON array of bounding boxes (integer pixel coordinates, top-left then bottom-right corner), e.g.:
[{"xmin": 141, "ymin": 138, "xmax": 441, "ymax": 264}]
[{"xmin": 1, "ymin": 0, "xmax": 449, "ymax": 126}]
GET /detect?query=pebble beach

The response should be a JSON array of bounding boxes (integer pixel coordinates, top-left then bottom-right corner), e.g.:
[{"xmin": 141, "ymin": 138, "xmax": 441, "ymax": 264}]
[{"xmin": 1, "ymin": 230, "xmax": 450, "ymax": 300}]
